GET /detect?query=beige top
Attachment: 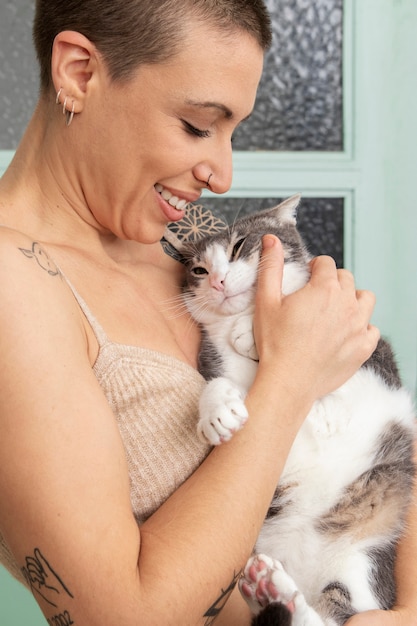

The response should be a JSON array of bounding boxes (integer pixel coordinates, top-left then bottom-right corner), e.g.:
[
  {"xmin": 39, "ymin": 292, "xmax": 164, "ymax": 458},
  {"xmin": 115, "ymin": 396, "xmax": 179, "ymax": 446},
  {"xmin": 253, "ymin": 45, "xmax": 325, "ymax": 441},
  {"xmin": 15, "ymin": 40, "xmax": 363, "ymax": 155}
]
[{"xmin": 0, "ymin": 279, "xmax": 211, "ymax": 585}]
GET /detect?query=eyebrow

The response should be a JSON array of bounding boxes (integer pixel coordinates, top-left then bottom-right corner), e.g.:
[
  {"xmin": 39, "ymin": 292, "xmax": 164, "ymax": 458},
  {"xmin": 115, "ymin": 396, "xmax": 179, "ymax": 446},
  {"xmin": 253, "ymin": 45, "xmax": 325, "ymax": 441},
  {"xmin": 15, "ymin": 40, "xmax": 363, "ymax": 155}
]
[{"xmin": 185, "ymin": 99, "xmax": 252, "ymax": 123}]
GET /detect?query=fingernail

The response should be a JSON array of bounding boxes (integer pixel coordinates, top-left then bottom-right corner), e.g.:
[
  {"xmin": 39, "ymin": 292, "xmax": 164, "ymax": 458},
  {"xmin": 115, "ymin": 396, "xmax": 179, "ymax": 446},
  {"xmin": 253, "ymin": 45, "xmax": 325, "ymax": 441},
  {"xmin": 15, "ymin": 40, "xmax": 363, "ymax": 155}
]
[{"xmin": 262, "ymin": 235, "xmax": 277, "ymax": 249}]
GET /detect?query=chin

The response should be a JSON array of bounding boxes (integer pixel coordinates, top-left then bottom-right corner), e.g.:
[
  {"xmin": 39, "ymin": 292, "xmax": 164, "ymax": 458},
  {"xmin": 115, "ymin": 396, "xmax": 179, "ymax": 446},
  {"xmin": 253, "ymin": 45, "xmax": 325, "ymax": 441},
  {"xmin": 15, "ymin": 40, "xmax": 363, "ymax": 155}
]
[
  {"xmin": 220, "ymin": 293, "xmax": 253, "ymax": 316},
  {"xmin": 121, "ymin": 221, "xmax": 167, "ymax": 245}
]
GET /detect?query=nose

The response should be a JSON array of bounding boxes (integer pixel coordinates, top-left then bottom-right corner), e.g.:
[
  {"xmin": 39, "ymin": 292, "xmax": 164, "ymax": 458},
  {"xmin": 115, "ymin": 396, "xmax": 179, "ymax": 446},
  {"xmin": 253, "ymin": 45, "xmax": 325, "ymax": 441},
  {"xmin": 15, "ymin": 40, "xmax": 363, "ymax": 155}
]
[
  {"xmin": 193, "ymin": 139, "xmax": 233, "ymax": 195},
  {"xmin": 209, "ymin": 273, "xmax": 225, "ymax": 291}
]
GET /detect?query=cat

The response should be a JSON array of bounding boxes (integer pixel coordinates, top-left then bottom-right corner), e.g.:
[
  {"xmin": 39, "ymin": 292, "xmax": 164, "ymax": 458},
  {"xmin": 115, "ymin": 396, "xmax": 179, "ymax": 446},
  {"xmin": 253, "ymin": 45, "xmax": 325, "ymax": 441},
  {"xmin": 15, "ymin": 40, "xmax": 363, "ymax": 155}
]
[{"xmin": 175, "ymin": 195, "xmax": 416, "ymax": 626}]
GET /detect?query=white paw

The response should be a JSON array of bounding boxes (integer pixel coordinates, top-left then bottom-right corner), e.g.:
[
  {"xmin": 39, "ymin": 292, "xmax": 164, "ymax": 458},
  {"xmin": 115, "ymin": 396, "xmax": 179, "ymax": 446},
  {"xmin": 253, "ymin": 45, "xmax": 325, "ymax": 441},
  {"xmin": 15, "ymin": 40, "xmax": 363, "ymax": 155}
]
[
  {"xmin": 231, "ymin": 314, "xmax": 258, "ymax": 361},
  {"xmin": 240, "ymin": 555, "xmax": 325, "ymax": 626},
  {"xmin": 198, "ymin": 377, "xmax": 248, "ymax": 445},
  {"xmin": 240, "ymin": 554, "xmax": 299, "ymax": 614}
]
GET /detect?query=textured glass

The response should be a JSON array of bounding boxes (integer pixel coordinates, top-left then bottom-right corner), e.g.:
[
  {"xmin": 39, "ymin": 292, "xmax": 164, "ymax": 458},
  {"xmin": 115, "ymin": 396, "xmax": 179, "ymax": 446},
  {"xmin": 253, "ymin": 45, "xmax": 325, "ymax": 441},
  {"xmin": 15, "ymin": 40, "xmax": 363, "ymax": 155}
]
[
  {"xmin": 199, "ymin": 197, "xmax": 344, "ymax": 268},
  {"xmin": 0, "ymin": 1, "xmax": 38, "ymax": 149},
  {"xmin": 0, "ymin": 0, "xmax": 343, "ymax": 151},
  {"xmin": 233, "ymin": 0, "xmax": 344, "ymax": 151}
]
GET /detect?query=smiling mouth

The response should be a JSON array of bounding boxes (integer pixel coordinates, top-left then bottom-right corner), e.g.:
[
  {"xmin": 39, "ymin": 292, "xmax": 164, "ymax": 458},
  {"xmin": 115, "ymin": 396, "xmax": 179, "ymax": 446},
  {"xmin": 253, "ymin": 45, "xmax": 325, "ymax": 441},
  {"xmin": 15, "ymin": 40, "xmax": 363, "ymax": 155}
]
[{"xmin": 155, "ymin": 183, "xmax": 189, "ymax": 211}]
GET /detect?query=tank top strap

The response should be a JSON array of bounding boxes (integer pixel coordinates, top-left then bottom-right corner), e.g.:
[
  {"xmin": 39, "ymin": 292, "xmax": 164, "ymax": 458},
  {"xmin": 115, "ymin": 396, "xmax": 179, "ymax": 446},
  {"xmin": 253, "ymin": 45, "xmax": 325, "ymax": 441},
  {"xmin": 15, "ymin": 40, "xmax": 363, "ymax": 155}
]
[{"xmin": 60, "ymin": 273, "xmax": 109, "ymax": 348}]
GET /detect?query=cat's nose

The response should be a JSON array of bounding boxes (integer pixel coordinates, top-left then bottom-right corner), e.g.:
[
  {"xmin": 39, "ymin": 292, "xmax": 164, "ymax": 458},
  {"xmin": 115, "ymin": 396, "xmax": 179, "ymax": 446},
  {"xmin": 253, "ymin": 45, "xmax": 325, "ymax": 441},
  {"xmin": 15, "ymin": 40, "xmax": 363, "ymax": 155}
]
[{"xmin": 209, "ymin": 275, "xmax": 225, "ymax": 291}]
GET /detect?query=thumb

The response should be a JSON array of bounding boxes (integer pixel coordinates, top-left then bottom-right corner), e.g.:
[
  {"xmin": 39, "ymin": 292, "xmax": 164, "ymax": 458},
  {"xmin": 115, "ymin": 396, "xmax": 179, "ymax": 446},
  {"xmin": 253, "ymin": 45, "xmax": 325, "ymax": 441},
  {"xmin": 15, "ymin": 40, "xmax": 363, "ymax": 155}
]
[{"xmin": 256, "ymin": 235, "xmax": 284, "ymax": 306}]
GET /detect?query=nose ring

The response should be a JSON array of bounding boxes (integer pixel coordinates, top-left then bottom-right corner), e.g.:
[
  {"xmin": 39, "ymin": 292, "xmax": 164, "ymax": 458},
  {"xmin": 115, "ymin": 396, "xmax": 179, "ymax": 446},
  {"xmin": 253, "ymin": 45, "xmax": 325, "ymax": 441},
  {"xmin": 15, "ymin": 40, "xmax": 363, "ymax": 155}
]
[{"xmin": 206, "ymin": 173, "xmax": 213, "ymax": 188}]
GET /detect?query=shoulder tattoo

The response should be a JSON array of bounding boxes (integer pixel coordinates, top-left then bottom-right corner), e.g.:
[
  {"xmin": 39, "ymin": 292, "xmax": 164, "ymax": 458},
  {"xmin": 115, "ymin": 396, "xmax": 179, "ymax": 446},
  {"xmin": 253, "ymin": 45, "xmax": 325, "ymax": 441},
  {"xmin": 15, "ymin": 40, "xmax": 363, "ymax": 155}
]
[{"xmin": 19, "ymin": 242, "xmax": 60, "ymax": 276}]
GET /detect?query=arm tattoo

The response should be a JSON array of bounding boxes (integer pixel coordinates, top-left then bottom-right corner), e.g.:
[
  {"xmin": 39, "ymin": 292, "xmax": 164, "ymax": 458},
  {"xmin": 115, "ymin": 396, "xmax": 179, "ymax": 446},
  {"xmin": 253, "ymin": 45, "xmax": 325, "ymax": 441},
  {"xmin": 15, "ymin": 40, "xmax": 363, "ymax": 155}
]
[
  {"xmin": 47, "ymin": 612, "xmax": 75, "ymax": 626},
  {"xmin": 203, "ymin": 571, "xmax": 241, "ymax": 625},
  {"xmin": 19, "ymin": 242, "xmax": 60, "ymax": 276},
  {"xmin": 21, "ymin": 548, "xmax": 74, "ymax": 608}
]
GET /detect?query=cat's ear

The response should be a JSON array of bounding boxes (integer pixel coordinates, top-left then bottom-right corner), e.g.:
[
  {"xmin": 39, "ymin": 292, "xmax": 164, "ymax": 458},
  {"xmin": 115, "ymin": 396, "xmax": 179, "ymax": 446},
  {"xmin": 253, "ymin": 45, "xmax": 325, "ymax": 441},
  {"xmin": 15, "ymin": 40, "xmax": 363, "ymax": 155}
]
[
  {"xmin": 162, "ymin": 225, "xmax": 190, "ymax": 264},
  {"xmin": 255, "ymin": 194, "xmax": 301, "ymax": 226},
  {"xmin": 275, "ymin": 194, "xmax": 301, "ymax": 225}
]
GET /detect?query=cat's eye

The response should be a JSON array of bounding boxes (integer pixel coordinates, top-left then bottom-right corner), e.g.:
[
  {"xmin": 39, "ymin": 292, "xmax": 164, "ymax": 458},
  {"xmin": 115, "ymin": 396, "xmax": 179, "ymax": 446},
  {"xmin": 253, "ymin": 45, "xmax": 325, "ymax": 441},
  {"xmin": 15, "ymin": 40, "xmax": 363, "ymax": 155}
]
[
  {"xmin": 192, "ymin": 266, "xmax": 209, "ymax": 275},
  {"xmin": 231, "ymin": 238, "xmax": 247, "ymax": 259}
]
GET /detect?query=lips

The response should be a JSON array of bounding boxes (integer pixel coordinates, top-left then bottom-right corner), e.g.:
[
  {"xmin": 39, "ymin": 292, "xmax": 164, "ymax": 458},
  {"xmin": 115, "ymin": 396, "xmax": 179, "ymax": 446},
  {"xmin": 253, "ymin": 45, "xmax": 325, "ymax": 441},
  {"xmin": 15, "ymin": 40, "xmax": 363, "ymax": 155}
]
[{"xmin": 155, "ymin": 183, "xmax": 189, "ymax": 211}]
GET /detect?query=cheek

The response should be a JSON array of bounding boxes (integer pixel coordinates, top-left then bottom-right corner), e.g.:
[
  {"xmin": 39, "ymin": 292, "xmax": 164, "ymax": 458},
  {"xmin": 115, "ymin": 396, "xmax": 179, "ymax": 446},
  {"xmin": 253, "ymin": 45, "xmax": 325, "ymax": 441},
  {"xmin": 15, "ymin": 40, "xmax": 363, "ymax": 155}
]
[{"xmin": 228, "ymin": 263, "xmax": 257, "ymax": 292}]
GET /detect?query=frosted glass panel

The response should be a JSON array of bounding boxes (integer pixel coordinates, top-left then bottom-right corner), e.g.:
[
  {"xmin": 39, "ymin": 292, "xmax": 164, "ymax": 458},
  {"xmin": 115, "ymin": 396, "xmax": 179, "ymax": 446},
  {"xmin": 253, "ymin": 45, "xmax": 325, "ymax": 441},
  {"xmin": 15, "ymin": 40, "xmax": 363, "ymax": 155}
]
[
  {"xmin": 0, "ymin": 1, "xmax": 38, "ymax": 149},
  {"xmin": 233, "ymin": 0, "xmax": 344, "ymax": 151},
  {"xmin": 201, "ymin": 197, "xmax": 344, "ymax": 268}
]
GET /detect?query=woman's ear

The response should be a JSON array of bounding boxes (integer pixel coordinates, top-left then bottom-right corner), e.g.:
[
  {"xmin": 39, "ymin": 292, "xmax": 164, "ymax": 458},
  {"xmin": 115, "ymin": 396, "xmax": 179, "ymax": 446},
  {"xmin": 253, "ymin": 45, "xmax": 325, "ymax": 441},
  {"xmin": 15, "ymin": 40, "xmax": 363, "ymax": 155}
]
[{"xmin": 51, "ymin": 31, "xmax": 99, "ymax": 113}]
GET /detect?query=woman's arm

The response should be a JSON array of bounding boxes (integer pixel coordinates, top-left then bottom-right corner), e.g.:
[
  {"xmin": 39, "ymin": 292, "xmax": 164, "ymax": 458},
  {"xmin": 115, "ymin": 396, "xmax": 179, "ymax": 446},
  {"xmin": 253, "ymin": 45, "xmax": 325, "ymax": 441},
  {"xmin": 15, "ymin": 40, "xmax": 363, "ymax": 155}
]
[{"xmin": 0, "ymin": 233, "xmax": 378, "ymax": 626}]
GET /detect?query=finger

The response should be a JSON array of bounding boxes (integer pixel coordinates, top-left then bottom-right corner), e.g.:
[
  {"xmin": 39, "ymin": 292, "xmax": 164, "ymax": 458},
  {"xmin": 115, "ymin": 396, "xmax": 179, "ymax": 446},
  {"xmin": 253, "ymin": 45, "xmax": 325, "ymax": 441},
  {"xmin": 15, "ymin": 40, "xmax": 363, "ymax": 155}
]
[
  {"xmin": 356, "ymin": 289, "xmax": 376, "ymax": 308},
  {"xmin": 256, "ymin": 235, "xmax": 284, "ymax": 306},
  {"xmin": 365, "ymin": 323, "xmax": 381, "ymax": 352},
  {"xmin": 355, "ymin": 290, "xmax": 377, "ymax": 328},
  {"xmin": 308, "ymin": 255, "xmax": 338, "ymax": 284},
  {"xmin": 336, "ymin": 267, "xmax": 356, "ymax": 289}
]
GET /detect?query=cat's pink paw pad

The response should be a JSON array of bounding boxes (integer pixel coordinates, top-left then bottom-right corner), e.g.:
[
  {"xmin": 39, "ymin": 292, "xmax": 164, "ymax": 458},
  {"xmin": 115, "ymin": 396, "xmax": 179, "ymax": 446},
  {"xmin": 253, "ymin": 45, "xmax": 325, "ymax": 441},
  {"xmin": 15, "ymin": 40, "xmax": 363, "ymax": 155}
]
[{"xmin": 239, "ymin": 554, "xmax": 297, "ymax": 613}]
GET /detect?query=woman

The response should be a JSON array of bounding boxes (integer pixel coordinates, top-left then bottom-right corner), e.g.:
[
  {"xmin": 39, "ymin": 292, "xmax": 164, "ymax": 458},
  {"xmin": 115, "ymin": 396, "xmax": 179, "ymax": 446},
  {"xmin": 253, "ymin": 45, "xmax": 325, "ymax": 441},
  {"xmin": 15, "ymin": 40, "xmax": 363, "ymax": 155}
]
[{"xmin": 0, "ymin": 1, "xmax": 414, "ymax": 624}]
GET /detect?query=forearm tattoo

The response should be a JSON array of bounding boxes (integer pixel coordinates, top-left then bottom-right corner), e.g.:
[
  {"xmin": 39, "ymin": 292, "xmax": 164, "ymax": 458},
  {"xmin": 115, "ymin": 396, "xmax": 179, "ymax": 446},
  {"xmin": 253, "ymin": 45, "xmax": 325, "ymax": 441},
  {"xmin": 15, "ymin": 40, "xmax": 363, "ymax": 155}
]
[
  {"xmin": 21, "ymin": 548, "xmax": 75, "ymax": 625},
  {"xmin": 203, "ymin": 571, "xmax": 241, "ymax": 625}
]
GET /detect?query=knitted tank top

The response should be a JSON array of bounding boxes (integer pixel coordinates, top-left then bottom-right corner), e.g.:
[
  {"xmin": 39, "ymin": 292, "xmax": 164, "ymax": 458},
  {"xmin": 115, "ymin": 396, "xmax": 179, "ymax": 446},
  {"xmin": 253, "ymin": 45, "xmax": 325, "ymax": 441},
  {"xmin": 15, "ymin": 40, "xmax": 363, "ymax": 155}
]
[{"xmin": 0, "ymin": 279, "xmax": 211, "ymax": 585}]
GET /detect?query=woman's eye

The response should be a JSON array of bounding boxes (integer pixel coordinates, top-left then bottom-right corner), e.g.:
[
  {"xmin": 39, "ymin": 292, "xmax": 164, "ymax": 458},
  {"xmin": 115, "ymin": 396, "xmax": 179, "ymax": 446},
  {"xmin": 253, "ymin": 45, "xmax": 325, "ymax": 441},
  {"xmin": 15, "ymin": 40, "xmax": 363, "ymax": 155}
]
[
  {"xmin": 192, "ymin": 266, "xmax": 209, "ymax": 275},
  {"xmin": 182, "ymin": 120, "xmax": 211, "ymax": 139},
  {"xmin": 231, "ymin": 238, "xmax": 246, "ymax": 259}
]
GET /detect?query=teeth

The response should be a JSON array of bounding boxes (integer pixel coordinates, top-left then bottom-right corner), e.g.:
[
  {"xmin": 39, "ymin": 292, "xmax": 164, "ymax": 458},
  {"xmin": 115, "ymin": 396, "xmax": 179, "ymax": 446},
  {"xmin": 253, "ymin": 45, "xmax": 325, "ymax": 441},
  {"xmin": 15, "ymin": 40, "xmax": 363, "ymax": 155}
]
[{"xmin": 155, "ymin": 183, "xmax": 188, "ymax": 211}]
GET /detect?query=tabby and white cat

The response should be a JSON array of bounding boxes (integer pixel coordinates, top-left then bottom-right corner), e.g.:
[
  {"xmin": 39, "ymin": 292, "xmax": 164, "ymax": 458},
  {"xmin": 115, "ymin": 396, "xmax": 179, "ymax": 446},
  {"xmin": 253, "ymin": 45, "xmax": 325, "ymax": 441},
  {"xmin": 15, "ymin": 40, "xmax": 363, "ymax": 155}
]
[{"xmin": 176, "ymin": 196, "xmax": 416, "ymax": 626}]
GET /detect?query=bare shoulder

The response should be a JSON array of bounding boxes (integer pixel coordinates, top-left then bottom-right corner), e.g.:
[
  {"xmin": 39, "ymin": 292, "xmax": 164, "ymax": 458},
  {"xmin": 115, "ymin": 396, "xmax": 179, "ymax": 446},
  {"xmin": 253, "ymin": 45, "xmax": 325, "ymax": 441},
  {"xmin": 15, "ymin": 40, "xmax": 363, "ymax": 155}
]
[
  {"xmin": 0, "ymin": 225, "xmax": 65, "ymax": 291},
  {"xmin": 0, "ymin": 226, "xmax": 86, "ymax": 350},
  {"xmin": 0, "ymin": 228, "xmax": 61, "ymax": 276},
  {"xmin": 0, "ymin": 226, "xmax": 61, "ymax": 277}
]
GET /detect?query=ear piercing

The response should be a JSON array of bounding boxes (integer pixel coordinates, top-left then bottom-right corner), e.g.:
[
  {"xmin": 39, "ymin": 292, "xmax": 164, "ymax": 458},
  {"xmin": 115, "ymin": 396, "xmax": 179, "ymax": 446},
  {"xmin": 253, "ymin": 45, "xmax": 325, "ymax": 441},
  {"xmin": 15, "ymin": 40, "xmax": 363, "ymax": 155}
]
[{"xmin": 55, "ymin": 87, "xmax": 75, "ymax": 127}]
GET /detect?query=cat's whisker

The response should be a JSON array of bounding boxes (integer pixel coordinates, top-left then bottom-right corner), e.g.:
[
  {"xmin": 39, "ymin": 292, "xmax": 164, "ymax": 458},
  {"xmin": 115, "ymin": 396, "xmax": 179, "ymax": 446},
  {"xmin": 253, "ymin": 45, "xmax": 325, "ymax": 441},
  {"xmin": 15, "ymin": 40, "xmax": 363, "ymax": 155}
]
[
  {"xmin": 230, "ymin": 203, "xmax": 245, "ymax": 230},
  {"xmin": 183, "ymin": 295, "xmax": 212, "ymax": 323},
  {"xmin": 256, "ymin": 255, "xmax": 273, "ymax": 277},
  {"xmin": 159, "ymin": 295, "xmax": 191, "ymax": 320}
]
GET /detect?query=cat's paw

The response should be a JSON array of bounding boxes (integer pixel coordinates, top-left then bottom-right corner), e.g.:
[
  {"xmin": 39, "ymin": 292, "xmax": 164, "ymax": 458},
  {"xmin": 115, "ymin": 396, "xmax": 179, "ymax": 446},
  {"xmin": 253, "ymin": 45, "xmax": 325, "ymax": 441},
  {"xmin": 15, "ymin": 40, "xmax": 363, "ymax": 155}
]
[
  {"xmin": 240, "ymin": 555, "xmax": 325, "ymax": 626},
  {"xmin": 231, "ymin": 314, "xmax": 258, "ymax": 361},
  {"xmin": 240, "ymin": 554, "xmax": 298, "ymax": 615},
  {"xmin": 198, "ymin": 377, "xmax": 248, "ymax": 445}
]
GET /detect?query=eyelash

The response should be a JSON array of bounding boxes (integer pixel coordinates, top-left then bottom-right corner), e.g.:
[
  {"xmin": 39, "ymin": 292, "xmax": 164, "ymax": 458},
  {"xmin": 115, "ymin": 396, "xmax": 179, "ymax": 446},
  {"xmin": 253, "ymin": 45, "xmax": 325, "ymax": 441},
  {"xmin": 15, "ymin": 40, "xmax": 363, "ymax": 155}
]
[{"xmin": 181, "ymin": 120, "xmax": 212, "ymax": 139}]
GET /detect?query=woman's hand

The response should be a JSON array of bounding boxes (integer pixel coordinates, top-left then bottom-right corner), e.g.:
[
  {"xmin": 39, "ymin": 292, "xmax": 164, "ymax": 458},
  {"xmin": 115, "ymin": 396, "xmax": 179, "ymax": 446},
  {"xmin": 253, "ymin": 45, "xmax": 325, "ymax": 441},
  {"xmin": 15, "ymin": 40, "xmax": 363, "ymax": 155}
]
[
  {"xmin": 253, "ymin": 235, "xmax": 380, "ymax": 403},
  {"xmin": 346, "ymin": 608, "xmax": 416, "ymax": 626}
]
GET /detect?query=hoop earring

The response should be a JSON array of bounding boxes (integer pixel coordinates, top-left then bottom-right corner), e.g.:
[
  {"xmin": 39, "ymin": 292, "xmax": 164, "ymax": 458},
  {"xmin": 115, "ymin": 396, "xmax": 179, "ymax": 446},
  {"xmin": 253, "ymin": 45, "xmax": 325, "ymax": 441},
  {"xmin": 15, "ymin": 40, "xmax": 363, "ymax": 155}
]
[
  {"xmin": 55, "ymin": 88, "xmax": 63, "ymax": 105},
  {"xmin": 65, "ymin": 101, "xmax": 75, "ymax": 127}
]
